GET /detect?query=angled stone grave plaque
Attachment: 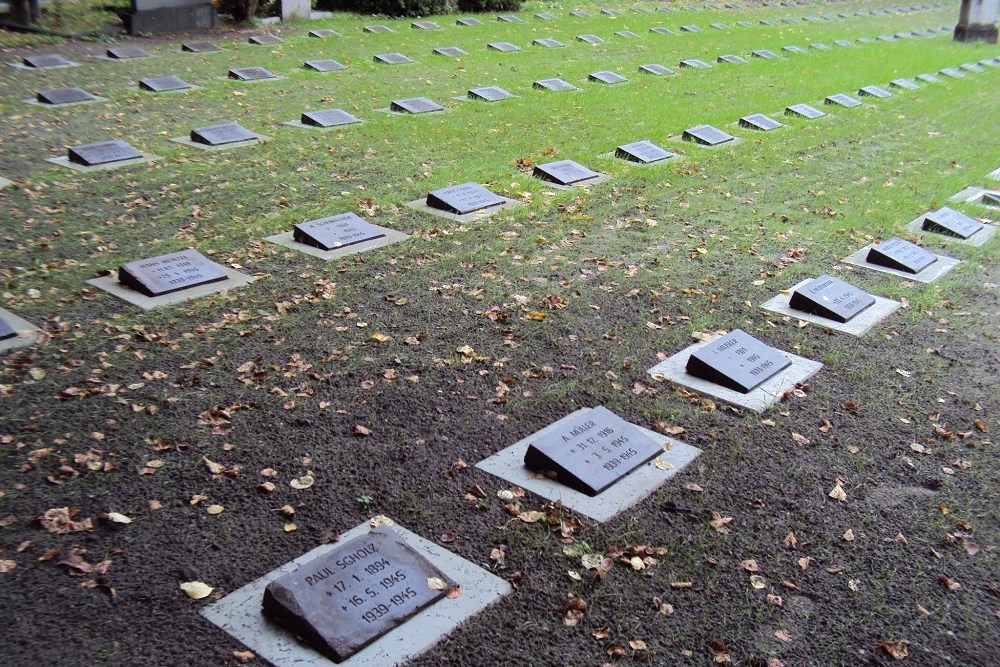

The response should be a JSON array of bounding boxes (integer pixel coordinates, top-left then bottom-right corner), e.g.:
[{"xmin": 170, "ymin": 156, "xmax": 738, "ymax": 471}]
[
  {"xmin": 456, "ymin": 17, "xmax": 483, "ymax": 26},
  {"xmin": 615, "ymin": 140, "xmax": 676, "ymax": 164},
  {"xmin": 961, "ymin": 62, "xmax": 986, "ymax": 73},
  {"xmin": 979, "ymin": 191, "xmax": 1000, "ymax": 208},
  {"xmin": 639, "ymin": 63, "xmax": 674, "ymax": 75},
  {"xmin": 680, "ymin": 24, "xmax": 703, "ymax": 32},
  {"xmin": 191, "ymin": 122, "xmax": 259, "ymax": 146},
  {"xmin": 523, "ymin": 406, "xmax": 665, "ymax": 497},
  {"xmin": 685, "ymin": 328, "xmax": 791, "ymax": 394},
  {"xmin": 737, "ymin": 20, "xmax": 753, "ymax": 27},
  {"xmin": 616, "ymin": 30, "xmax": 641, "ymax": 38},
  {"xmin": 589, "ymin": 70, "xmax": 628, "ymax": 84},
  {"xmin": 632, "ymin": 6, "xmax": 649, "ymax": 12},
  {"xmin": 919, "ymin": 207, "xmax": 986, "ymax": 239},
  {"xmin": 0, "ymin": 307, "xmax": 42, "ymax": 353},
  {"xmin": 711, "ymin": 22, "xmax": 729, "ymax": 29},
  {"xmin": 601, "ymin": 8, "xmax": 624, "ymax": 16},
  {"xmin": 426, "ymin": 182, "xmax": 505, "ymax": 215},
  {"xmin": 304, "ymin": 59, "xmax": 347, "ymax": 72},
  {"xmin": 533, "ymin": 38, "xmax": 564, "ymax": 48},
  {"xmin": 788, "ymin": 275, "xmax": 875, "ymax": 323},
  {"xmin": 739, "ymin": 113, "xmax": 782, "ymax": 131},
  {"xmin": 261, "ymin": 525, "xmax": 455, "ymax": 663},
  {"xmin": 467, "ymin": 86, "xmax": 514, "ymax": 102},
  {"xmin": 895, "ymin": 32, "xmax": 915, "ymax": 38},
  {"xmin": 650, "ymin": 27, "xmax": 675, "ymax": 35},
  {"xmin": 834, "ymin": 39, "xmax": 854, "ymax": 47},
  {"xmin": 718, "ymin": 54, "xmax": 748, "ymax": 64},
  {"xmin": 249, "ymin": 35, "xmax": 283, "ymax": 45},
  {"xmin": 752, "ymin": 49, "xmax": 779, "ymax": 59},
  {"xmin": 182, "ymin": 41, "xmax": 221, "ymax": 53},
  {"xmin": 487, "ymin": 42, "xmax": 521, "ymax": 52},
  {"xmin": 294, "ymin": 212, "xmax": 386, "ymax": 250},
  {"xmin": 434, "ymin": 47, "xmax": 468, "ymax": 57},
  {"xmin": 411, "ymin": 20, "xmax": 441, "ymax": 30},
  {"xmin": 374, "ymin": 53, "xmax": 414, "ymax": 65},
  {"xmin": 300, "ymin": 109, "xmax": 362, "ymax": 128},
  {"xmin": 980, "ymin": 58, "xmax": 1000, "ymax": 67},
  {"xmin": 858, "ymin": 85, "xmax": 891, "ymax": 98},
  {"xmin": 68, "ymin": 140, "xmax": 144, "ymax": 167},
  {"xmin": 569, "ymin": 10, "xmax": 592, "ymax": 17},
  {"xmin": 783, "ymin": 17, "xmax": 800, "ymax": 24},
  {"xmin": 761, "ymin": 19, "xmax": 780, "ymax": 26},
  {"xmin": 825, "ymin": 93, "xmax": 861, "ymax": 107},
  {"xmin": 876, "ymin": 34, "xmax": 895, "ymax": 42},
  {"xmin": 782, "ymin": 45, "xmax": 807, "ymax": 54},
  {"xmin": 577, "ymin": 34, "xmax": 604, "ymax": 44},
  {"xmin": 107, "ymin": 46, "xmax": 150, "ymax": 60},
  {"xmin": 810, "ymin": 43, "xmax": 831, "ymax": 50},
  {"xmin": 889, "ymin": 78, "xmax": 920, "ymax": 90},
  {"xmin": 118, "ymin": 249, "xmax": 227, "ymax": 297},
  {"xmin": 856, "ymin": 37, "xmax": 874, "ymax": 44},
  {"xmin": 657, "ymin": 5, "xmax": 675, "ymax": 12},
  {"xmin": 534, "ymin": 12, "xmax": 556, "ymax": 20},
  {"xmin": 22, "ymin": 53, "xmax": 76, "ymax": 68},
  {"xmin": 390, "ymin": 97, "xmax": 444, "ymax": 114},
  {"xmin": 139, "ymin": 75, "xmax": 192, "ymax": 92},
  {"xmin": 679, "ymin": 58, "xmax": 712, "ymax": 69},
  {"xmin": 866, "ymin": 237, "xmax": 938, "ymax": 274},
  {"xmin": 916, "ymin": 73, "xmax": 941, "ymax": 83},
  {"xmin": 36, "ymin": 87, "xmax": 97, "ymax": 105},
  {"xmin": 533, "ymin": 78, "xmax": 579, "ymax": 92},
  {"xmin": 0, "ymin": 315, "xmax": 18, "ymax": 340},
  {"xmin": 498, "ymin": 14, "xmax": 524, "ymax": 23},
  {"xmin": 364, "ymin": 25, "xmax": 394, "ymax": 33},
  {"xmin": 534, "ymin": 159, "xmax": 601, "ymax": 186},
  {"xmin": 228, "ymin": 66, "xmax": 278, "ymax": 81},
  {"xmin": 682, "ymin": 124, "xmax": 734, "ymax": 146},
  {"xmin": 309, "ymin": 29, "xmax": 340, "ymax": 38}
]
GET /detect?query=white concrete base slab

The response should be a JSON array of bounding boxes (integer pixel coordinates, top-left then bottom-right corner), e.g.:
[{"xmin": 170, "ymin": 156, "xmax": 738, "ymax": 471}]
[
  {"xmin": 22, "ymin": 96, "xmax": 108, "ymax": 107},
  {"xmin": 376, "ymin": 107, "xmax": 450, "ymax": 116},
  {"xmin": 841, "ymin": 245, "xmax": 960, "ymax": 283},
  {"xmin": 760, "ymin": 279, "xmax": 901, "ymax": 336},
  {"xmin": 217, "ymin": 75, "xmax": 287, "ymax": 84},
  {"xmin": 534, "ymin": 173, "xmax": 611, "ymax": 190},
  {"xmin": 46, "ymin": 153, "xmax": 160, "ymax": 172},
  {"xmin": 0, "ymin": 307, "xmax": 43, "ymax": 353},
  {"xmin": 87, "ymin": 264, "xmax": 254, "ymax": 310},
  {"xmin": 905, "ymin": 213, "xmax": 997, "ymax": 247},
  {"xmin": 201, "ymin": 518, "xmax": 512, "ymax": 667},
  {"xmin": 476, "ymin": 408, "xmax": 701, "ymax": 523},
  {"xmin": 597, "ymin": 151, "xmax": 684, "ymax": 166},
  {"xmin": 281, "ymin": 119, "xmax": 363, "ymax": 130},
  {"xmin": 0, "ymin": 177, "xmax": 12, "ymax": 189},
  {"xmin": 169, "ymin": 135, "xmax": 272, "ymax": 152},
  {"xmin": 129, "ymin": 86, "xmax": 200, "ymax": 95},
  {"xmin": 647, "ymin": 333, "xmax": 823, "ymax": 413},
  {"xmin": 949, "ymin": 186, "xmax": 1000, "ymax": 210},
  {"xmin": 667, "ymin": 135, "xmax": 744, "ymax": 150},
  {"xmin": 263, "ymin": 227, "xmax": 408, "ymax": 260},
  {"xmin": 8, "ymin": 61, "xmax": 79, "ymax": 70},
  {"xmin": 403, "ymin": 197, "xmax": 520, "ymax": 223}
]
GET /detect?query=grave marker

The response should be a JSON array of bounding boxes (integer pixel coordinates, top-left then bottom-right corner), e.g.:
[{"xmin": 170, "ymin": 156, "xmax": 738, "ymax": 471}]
[
  {"xmin": 434, "ymin": 47, "xmax": 468, "ymax": 57},
  {"xmin": 309, "ymin": 29, "xmax": 339, "ymax": 38},
  {"xmin": 533, "ymin": 38, "xmax": 564, "ymax": 48},
  {"xmin": 825, "ymin": 93, "xmax": 862, "ymax": 107},
  {"xmin": 920, "ymin": 207, "xmax": 985, "ymax": 239},
  {"xmin": 0, "ymin": 317, "xmax": 16, "ymax": 341},
  {"xmin": 228, "ymin": 67, "xmax": 278, "ymax": 81},
  {"xmin": 685, "ymin": 329, "xmax": 790, "ymax": 393},
  {"xmin": 523, "ymin": 406, "xmax": 665, "ymax": 496},
  {"xmin": 294, "ymin": 212, "xmax": 385, "ymax": 250},
  {"xmin": 810, "ymin": 43, "xmax": 831, "ymax": 50},
  {"xmin": 390, "ymin": 97, "xmax": 444, "ymax": 114},
  {"xmin": 374, "ymin": 53, "xmax": 414, "ymax": 65},
  {"xmin": 739, "ymin": 113, "xmax": 783, "ymax": 131},
  {"xmin": 865, "ymin": 237, "xmax": 937, "ymax": 273},
  {"xmin": 615, "ymin": 140, "xmax": 676, "ymax": 164},
  {"xmin": 426, "ymin": 183, "xmax": 505, "ymax": 214},
  {"xmin": 589, "ymin": 71, "xmax": 627, "ymax": 84},
  {"xmin": 679, "ymin": 59, "xmax": 712, "ymax": 69},
  {"xmin": 718, "ymin": 54, "xmax": 748, "ymax": 64},
  {"xmin": 304, "ymin": 59, "xmax": 347, "ymax": 72},
  {"xmin": 961, "ymin": 62, "xmax": 986, "ymax": 73},
  {"xmin": 569, "ymin": 10, "xmax": 592, "ymax": 17},
  {"xmin": 857, "ymin": 37, "xmax": 874, "ymax": 44},
  {"xmin": 22, "ymin": 54, "xmax": 74, "ymax": 68},
  {"xmin": 182, "ymin": 41, "xmax": 220, "ymax": 52},
  {"xmin": 497, "ymin": 15, "xmax": 524, "ymax": 23},
  {"xmin": 262, "ymin": 526, "xmax": 454, "ymax": 663},
  {"xmin": 916, "ymin": 73, "xmax": 941, "ymax": 83},
  {"xmin": 534, "ymin": 160, "xmax": 600, "ymax": 185},
  {"xmin": 364, "ymin": 25, "xmax": 394, "ymax": 33},
  {"xmin": 752, "ymin": 49, "xmax": 779, "ymax": 59},
  {"xmin": 889, "ymin": 78, "xmax": 920, "ymax": 90},
  {"xmin": 467, "ymin": 86, "xmax": 513, "ymax": 102},
  {"xmin": 139, "ymin": 75, "xmax": 192, "ymax": 92},
  {"xmin": 36, "ymin": 87, "xmax": 96, "ymax": 105},
  {"xmin": 118, "ymin": 249, "xmax": 227, "ymax": 297},
  {"xmin": 577, "ymin": 34, "xmax": 604, "ymax": 44},
  {"xmin": 300, "ymin": 109, "xmax": 362, "ymax": 128},
  {"xmin": 712, "ymin": 22, "xmax": 729, "ymax": 30},
  {"xmin": 858, "ymin": 85, "xmax": 892, "ymax": 98},
  {"xmin": 737, "ymin": 20, "xmax": 753, "ymax": 27},
  {"xmin": 616, "ymin": 30, "xmax": 641, "ymax": 38},
  {"xmin": 411, "ymin": 20, "xmax": 441, "ymax": 30},
  {"xmin": 680, "ymin": 24, "xmax": 703, "ymax": 32},
  {"xmin": 191, "ymin": 122, "xmax": 258, "ymax": 146},
  {"xmin": 107, "ymin": 46, "xmax": 150, "ymax": 59},
  {"xmin": 761, "ymin": 19, "xmax": 779, "ymax": 26},
  {"xmin": 788, "ymin": 275, "xmax": 875, "ymax": 323},
  {"xmin": 601, "ymin": 8, "xmax": 623, "ymax": 16},
  {"xmin": 650, "ymin": 27, "xmax": 674, "ymax": 35},
  {"xmin": 534, "ymin": 12, "xmax": 556, "ymax": 20},
  {"xmin": 456, "ymin": 17, "xmax": 483, "ymax": 26},
  {"xmin": 68, "ymin": 140, "xmax": 143, "ymax": 167},
  {"xmin": 834, "ymin": 39, "xmax": 853, "ymax": 47},
  {"xmin": 487, "ymin": 42, "xmax": 521, "ymax": 52},
  {"xmin": 248, "ymin": 35, "xmax": 283, "ymax": 45},
  {"xmin": 639, "ymin": 63, "xmax": 674, "ymax": 75},
  {"xmin": 682, "ymin": 124, "xmax": 734, "ymax": 146},
  {"xmin": 782, "ymin": 45, "xmax": 807, "ymax": 54},
  {"xmin": 533, "ymin": 78, "xmax": 579, "ymax": 92}
]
